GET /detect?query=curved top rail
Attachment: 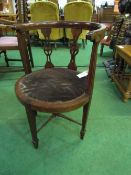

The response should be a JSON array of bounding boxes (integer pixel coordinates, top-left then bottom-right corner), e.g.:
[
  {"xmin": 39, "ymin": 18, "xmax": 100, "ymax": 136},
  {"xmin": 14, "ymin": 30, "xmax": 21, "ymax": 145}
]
[{"xmin": 13, "ymin": 21, "xmax": 106, "ymax": 42}]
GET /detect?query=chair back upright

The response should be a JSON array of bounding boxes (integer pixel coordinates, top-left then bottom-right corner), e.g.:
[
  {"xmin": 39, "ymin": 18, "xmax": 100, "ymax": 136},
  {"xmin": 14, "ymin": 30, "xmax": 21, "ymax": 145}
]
[
  {"xmin": 30, "ymin": 1, "xmax": 63, "ymax": 40},
  {"xmin": 64, "ymin": 1, "xmax": 93, "ymax": 40}
]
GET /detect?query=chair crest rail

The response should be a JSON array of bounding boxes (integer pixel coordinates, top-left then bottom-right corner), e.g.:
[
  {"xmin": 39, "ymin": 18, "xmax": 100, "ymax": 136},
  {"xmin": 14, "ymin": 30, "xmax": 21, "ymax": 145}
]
[{"xmin": 13, "ymin": 21, "xmax": 106, "ymax": 42}]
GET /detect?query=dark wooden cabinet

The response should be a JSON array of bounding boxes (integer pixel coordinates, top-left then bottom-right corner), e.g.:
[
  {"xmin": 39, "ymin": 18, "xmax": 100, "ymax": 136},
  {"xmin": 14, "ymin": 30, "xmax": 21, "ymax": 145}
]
[
  {"xmin": 0, "ymin": 2, "xmax": 3, "ymax": 11},
  {"xmin": 99, "ymin": 6, "xmax": 115, "ymax": 23}
]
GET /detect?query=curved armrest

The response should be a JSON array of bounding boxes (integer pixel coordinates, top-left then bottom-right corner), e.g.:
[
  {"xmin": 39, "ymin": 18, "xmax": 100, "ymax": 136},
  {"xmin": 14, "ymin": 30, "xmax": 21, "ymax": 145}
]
[{"xmin": 13, "ymin": 21, "xmax": 106, "ymax": 42}]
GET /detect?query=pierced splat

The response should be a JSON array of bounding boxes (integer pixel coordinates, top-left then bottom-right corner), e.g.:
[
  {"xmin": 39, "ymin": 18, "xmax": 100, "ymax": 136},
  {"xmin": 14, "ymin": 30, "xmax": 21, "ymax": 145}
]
[
  {"xmin": 68, "ymin": 28, "xmax": 82, "ymax": 70},
  {"xmin": 41, "ymin": 28, "xmax": 54, "ymax": 68}
]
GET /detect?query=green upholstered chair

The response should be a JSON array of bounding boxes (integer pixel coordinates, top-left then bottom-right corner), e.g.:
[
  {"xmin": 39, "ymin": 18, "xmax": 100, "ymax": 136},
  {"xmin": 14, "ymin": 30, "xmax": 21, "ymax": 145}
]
[
  {"xmin": 35, "ymin": 0, "xmax": 59, "ymax": 7},
  {"xmin": 64, "ymin": 1, "xmax": 93, "ymax": 48},
  {"xmin": 30, "ymin": 1, "xmax": 63, "ymax": 43}
]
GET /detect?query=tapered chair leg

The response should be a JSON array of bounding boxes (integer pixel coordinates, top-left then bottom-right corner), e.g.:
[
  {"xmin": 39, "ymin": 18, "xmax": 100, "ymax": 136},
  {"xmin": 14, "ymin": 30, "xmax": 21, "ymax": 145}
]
[
  {"xmin": 82, "ymin": 39, "xmax": 85, "ymax": 49},
  {"xmin": 0, "ymin": 50, "xmax": 9, "ymax": 67},
  {"xmin": 80, "ymin": 103, "xmax": 90, "ymax": 139},
  {"xmin": 85, "ymin": 39, "xmax": 87, "ymax": 45},
  {"xmin": 100, "ymin": 44, "xmax": 104, "ymax": 56},
  {"xmin": 25, "ymin": 105, "xmax": 38, "ymax": 148},
  {"xmin": 54, "ymin": 42, "xmax": 57, "ymax": 50},
  {"xmin": 28, "ymin": 44, "xmax": 34, "ymax": 67}
]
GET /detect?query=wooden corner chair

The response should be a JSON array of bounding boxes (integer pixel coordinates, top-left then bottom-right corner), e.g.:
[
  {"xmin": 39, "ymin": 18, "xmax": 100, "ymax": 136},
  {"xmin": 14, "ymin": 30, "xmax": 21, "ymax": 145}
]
[{"xmin": 14, "ymin": 21, "xmax": 105, "ymax": 148}]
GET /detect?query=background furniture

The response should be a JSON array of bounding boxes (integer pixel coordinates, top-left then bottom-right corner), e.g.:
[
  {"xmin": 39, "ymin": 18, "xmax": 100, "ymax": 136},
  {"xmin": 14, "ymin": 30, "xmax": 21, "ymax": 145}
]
[
  {"xmin": 100, "ymin": 35, "xmax": 111, "ymax": 56},
  {"xmin": 0, "ymin": 0, "xmax": 34, "ymax": 69},
  {"xmin": 0, "ymin": 26, "xmax": 18, "ymax": 67},
  {"xmin": 114, "ymin": 0, "xmax": 119, "ymax": 13},
  {"xmin": 0, "ymin": 0, "xmax": 14, "ymax": 13},
  {"xmin": 15, "ymin": 21, "xmax": 105, "ymax": 148},
  {"xmin": 0, "ymin": 14, "xmax": 16, "ymax": 21},
  {"xmin": 112, "ymin": 45, "xmax": 131, "ymax": 102},
  {"xmin": 97, "ymin": 4, "xmax": 119, "ymax": 24},
  {"xmin": 30, "ymin": 1, "xmax": 63, "ymax": 48},
  {"xmin": 99, "ymin": 6, "xmax": 114, "ymax": 23},
  {"xmin": 64, "ymin": 1, "xmax": 93, "ymax": 48},
  {"xmin": 0, "ymin": 1, "xmax": 3, "ymax": 11},
  {"xmin": 100, "ymin": 24, "xmax": 112, "ymax": 56},
  {"xmin": 67, "ymin": 0, "xmax": 92, "ymax": 3}
]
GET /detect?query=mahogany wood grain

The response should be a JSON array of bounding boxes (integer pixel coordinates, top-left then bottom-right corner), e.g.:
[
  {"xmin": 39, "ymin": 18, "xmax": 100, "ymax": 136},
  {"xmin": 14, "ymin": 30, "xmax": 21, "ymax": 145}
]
[{"xmin": 15, "ymin": 21, "xmax": 106, "ymax": 148}]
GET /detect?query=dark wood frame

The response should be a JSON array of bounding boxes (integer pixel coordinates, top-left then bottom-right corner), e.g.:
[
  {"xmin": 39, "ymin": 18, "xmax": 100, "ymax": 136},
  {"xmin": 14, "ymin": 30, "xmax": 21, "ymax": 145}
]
[{"xmin": 14, "ymin": 21, "xmax": 106, "ymax": 148}]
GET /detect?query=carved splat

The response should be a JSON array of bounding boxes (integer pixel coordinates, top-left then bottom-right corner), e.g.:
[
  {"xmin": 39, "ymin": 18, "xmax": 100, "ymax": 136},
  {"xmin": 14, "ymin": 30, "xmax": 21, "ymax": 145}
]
[
  {"xmin": 41, "ymin": 28, "xmax": 54, "ymax": 68},
  {"xmin": 68, "ymin": 28, "xmax": 82, "ymax": 70}
]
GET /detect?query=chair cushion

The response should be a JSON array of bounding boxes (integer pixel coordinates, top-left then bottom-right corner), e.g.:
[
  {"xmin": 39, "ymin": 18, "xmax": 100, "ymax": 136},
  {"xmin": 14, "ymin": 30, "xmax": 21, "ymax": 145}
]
[
  {"xmin": 15, "ymin": 68, "xmax": 89, "ymax": 113},
  {"xmin": 0, "ymin": 36, "xmax": 18, "ymax": 49},
  {"xmin": 64, "ymin": 1, "xmax": 93, "ymax": 39},
  {"xmin": 30, "ymin": 2, "xmax": 63, "ymax": 40}
]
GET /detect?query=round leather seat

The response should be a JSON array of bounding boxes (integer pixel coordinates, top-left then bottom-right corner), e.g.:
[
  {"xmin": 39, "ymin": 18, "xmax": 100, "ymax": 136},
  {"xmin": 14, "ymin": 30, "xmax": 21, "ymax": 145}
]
[{"xmin": 15, "ymin": 68, "xmax": 89, "ymax": 113}]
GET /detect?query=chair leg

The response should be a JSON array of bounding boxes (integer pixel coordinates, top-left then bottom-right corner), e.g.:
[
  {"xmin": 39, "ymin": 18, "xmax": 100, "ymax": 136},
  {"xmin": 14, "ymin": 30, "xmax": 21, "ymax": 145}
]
[
  {"xmin": 82, "ymin": 39, "xmax": 85, "ymax": 49},
  {"xmin": 0, "ymin": 50, "xmax": 9, "ymax": 67},
  {"xmin": 80, "ymin": 103, "xmax": 90, "ymax": 139},
  {"xmin": 68, "ymin": 41, "xmax": 70, "ymax": 48},
  {"xmin": 85, "ymin": 39, "xmax": 87, "ymax": 45},
  {"xmin": 28, "ymin": 44, "xmax": 34, "ymax": 68},
  {"xmin": 100, "ymin": 44, "xmax": 104, "ymax": 56},
  {"xmin": 25, "ymin": 105, "xmax": 38, "ymax": 149},
  {"xmin": 54, "ymin": 42, "xmax": 57, "ymax": 50}
]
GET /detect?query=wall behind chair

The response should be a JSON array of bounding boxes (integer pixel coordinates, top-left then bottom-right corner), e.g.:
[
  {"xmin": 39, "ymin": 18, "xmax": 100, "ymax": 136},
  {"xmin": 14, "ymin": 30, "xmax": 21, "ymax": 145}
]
[
  {"xmin": 95, "ymin": 0, "xmax": 114, "ymax": 7},
  {"xmin": 59, "ymin": 0, "xmax": 67, "ymax": 8}
]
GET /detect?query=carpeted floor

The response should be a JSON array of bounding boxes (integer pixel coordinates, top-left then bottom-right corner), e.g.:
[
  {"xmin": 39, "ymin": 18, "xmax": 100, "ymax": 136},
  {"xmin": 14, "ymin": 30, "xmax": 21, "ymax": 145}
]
[{"xmin": 0, "ymin": 42, "xmax": 131, "ymax": 175}]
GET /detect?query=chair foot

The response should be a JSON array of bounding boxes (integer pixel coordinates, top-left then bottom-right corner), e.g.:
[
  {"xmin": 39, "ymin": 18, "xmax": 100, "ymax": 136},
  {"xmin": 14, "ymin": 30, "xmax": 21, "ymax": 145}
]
[
  {"xmin": 80, "ymin": 130, "xmax": 85, "ymax": 140},
  {"xmin": 123, "ymin": 95, "xmax": 128, "ymax": 102},
  {"xmin": 32, "ymin": 139, "xmax": 39, "ymax": 149},
  {"xmin": 100, "ymin": 44, "xmax": 104, "ymax": 56},
  {"xmin": 80, "ymin": 103, "xmax": 90, "ymax": 140},
  {"xmin": 0, "ymin": 50, "xmax": 9, "ymax": 67}
]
